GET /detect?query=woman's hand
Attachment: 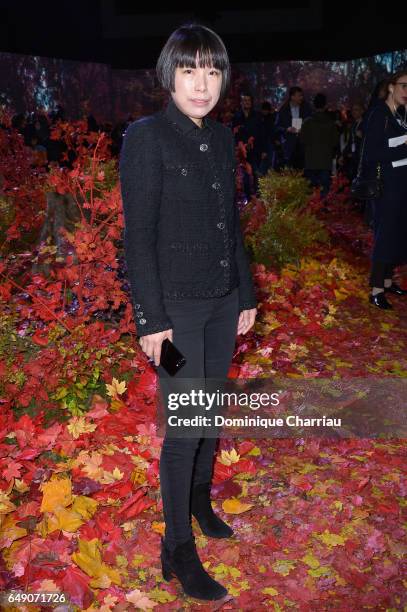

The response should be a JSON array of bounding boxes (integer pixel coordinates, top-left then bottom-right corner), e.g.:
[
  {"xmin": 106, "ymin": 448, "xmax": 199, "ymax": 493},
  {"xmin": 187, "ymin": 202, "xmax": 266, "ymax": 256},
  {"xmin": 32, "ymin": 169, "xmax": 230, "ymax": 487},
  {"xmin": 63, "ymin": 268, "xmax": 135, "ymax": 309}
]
[
  {"xmin": 139, "ymin": 329, "xmax": 173, "ymax": 366},
  {"xmin": 237, "ymin": 308, "xmax": 257, "ymax": 335}
]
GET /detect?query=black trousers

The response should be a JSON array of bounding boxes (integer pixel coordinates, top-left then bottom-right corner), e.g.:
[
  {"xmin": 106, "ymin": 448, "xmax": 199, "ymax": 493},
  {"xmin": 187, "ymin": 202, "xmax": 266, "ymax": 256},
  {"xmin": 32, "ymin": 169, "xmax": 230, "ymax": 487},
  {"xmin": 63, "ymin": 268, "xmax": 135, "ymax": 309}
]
[
  {"xmin": 157, "ymin": 287, "xmax": 240, "ymax": 549},
  {"xmin": 369, "ymin": 261, "xmax": 395, "ymax": 287}
]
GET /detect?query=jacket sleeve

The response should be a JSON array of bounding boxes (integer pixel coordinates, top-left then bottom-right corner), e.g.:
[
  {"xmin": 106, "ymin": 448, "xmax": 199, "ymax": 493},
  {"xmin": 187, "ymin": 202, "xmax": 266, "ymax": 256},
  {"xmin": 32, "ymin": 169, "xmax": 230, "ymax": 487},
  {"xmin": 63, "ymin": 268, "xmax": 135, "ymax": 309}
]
[
  {"xmin": 119, "ymin": 119, "xmax": 173, "ymax": 337},
  {"xmin": 364, "ymin": 109, "xmax": 407, "ymax": 165},
  {"xmin": 228, "ymin": 130, "xmax": 258, "ymax": 312},
  {"xmin": 298, "ymin": 117, "xmax": 310, "ymax": 145},
  {"xmin": 274, "ymin": 107, "xmax": 289, "ymax": 137}
]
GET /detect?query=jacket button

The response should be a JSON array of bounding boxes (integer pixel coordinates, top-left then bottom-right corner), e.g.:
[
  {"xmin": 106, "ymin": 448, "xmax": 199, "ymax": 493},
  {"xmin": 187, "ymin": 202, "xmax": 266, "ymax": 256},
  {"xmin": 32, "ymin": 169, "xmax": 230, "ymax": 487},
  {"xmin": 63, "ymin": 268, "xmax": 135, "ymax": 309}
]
[
  {"xmin": 212, "ymin": 182, "xmax": 221, "ymax": 190},
  {"xmin": 220, "ymin": 259, "xmax": 229, "ymax": 267},
  {"xmin": 138, "ymin": 318, "xmax": 147, "ymax": 325},
  {"xmin": 217, "ymin": 222, "xmax": 225, "ymax": 229},
  {"xmin": 200, "ymin": 143, "xmax": 208, "ymax": 151},
  {"xmin": 136, "ymin": 311, "xmax": 144, "ymax": 317},
  {"xmin": 181, "ymin": 168, "xmax": 188, "ymax": 175},
  {"xmin": 135, "ymin": 304, "xmax": 141, "ymax": 309}
]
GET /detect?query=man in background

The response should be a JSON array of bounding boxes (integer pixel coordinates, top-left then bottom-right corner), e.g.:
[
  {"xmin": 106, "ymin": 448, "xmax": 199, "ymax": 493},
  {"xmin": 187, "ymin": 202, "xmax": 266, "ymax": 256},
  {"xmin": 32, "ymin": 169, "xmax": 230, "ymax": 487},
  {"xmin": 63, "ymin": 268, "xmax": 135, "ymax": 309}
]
[
  {"xmin": 274, "ymin": 86, "xmax": 312, "ymax": 169},
  {"xmin": 258, "ymin": 100, "xmax": 279, "ymax": 174},
  {"xmin": 232, "ymin": 92, "xmax": 267, "ymax": 192},
  {"xmin": 299, "ymin": 93, "xmax": 339, "ymax": 201}
]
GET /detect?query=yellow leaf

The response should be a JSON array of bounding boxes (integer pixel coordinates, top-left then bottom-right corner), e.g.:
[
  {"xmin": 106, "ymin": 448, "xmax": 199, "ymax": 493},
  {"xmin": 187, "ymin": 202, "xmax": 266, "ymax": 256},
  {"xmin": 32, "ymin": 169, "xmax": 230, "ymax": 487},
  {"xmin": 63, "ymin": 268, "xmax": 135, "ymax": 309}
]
[
  {"xmin": 116, "ymin": 555, "xmax": 128, "ymax": 568},
  {"xmin": 334, "ymin": 288, "xmax": 349, "ymax": 301},
  {"xmin": 40, "ymin": 476, "xmax": 72, "ymax": 512},
  {"xmin": 212, "ymin": 562, "xmax": 241, "ymax": 579},
  {"xmin": 14, "ymin": 479, "xmax": 29, "ymax": 493},
  {"xmin": 0, "ymin": 514, "xmax": 27, "ymax": 545},
  {"xmin": 112, "ymin": 467, "xmax": 124, "ymax": 480},
  {"xmin": 147, "ymin": 587, "xmax": 177, "ymax": 604},
  {"xmin": 298, "ymin": 463, "xmax": 319, "ymax": 475},
  {"xmin": 126, "ymin": 588, "xmax": 157, "ymax": 609},
  {"xmin": 36, "ymin": 517, "xmax": 49, "ymax": 538},
  {"xmin": 110, "ymin": 397, "xmax": 125, "ymax": 412},
  {"xmin": 72, "ymin": 538, "xmax": 102, "ymax": 577},
  {"xmin": 106, "ymin": 377, "xmax": 127, "ymax": 397},
  {"xmin": 90, "ymin": 573, "xmax": 112, "ymax": 589},
  {"xmin": 262, "ymin": 587, "xmax": 279, "ymax": 596},
  {"xmin": 316, "ymin": 529, "xmax": 346, "ymax": 547},
  {"xmin": 67, "ymin": 416, "xmax": 97, "ymax": 439},
  {"xmin": 151, "ymin": 521, "xmax": 165, "ymax": 536},
  {"xmin": 100, "ymin": 468, "xmax": 124, "ymax": 484},
  {"xmin": 72, "ymin": 496, "xmax": 98, "ymax": 520},
  {"xmin": 219, "ymin": 448, "xmax": 240, "ymax": 465},
  {"xmin": 101, "ymin": 594, "xmax": 119, "ymax": 610},
  {"xmin": 131, "ymin": 554, "xmax": 146, "ymax": 568},
  {"xmin": 308, "ymin": 565, "xmax": 331, "ymax": 578},
  {"xmin": 131, "ymin": 468, "xmax": 147, "ymax": 485},
  {"xmin": 272, "ymin": 559, "xmax": 296, "ymax": 576},
  {"xmin": 81, "ymin": 452, "xmax": 104, "ymax": 480},
  {"xmin": 52, "ymin": 506, "xmax": 84, "ymax": 532},
  {"xmin": 222, "ymin": 498, "xmax": 253, "ymax": 514},
  {"xmin": 0, "ymin": 491, "xmax": 17, "ymax": 514},
  {"xmin": 301, "ymin": 552, "xmax": 320, "ymax": 569}
]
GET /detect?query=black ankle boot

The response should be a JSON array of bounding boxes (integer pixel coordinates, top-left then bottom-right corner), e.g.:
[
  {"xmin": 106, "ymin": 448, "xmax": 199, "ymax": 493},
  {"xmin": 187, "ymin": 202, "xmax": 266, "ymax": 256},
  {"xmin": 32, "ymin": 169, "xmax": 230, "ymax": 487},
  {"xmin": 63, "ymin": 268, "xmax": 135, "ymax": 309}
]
[
  {"xmin": 191, "ymin": 482, "xmax": 234, "ymax": 538},
  {"xmin": 369, "ymin": 292, "xmax": 393, "ymax": 309},
  {"xmin": 385, "ymin": 282, "xmax": 407, "ymax": 295},
  {"xmin": 160, "ymin": 535, "xmax": 228, "ymax": 600}
]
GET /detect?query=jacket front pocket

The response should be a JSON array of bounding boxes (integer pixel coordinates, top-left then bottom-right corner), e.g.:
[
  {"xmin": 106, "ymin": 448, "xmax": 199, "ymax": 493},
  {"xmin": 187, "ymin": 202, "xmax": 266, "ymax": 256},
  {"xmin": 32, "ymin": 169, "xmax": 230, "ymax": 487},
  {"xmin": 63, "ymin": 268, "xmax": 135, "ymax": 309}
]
[
  {"xmin": 169, "ymin": 241, "xmax": 209, "ymax": 283},
  {"xmin": 163, "ymin": 163, "xmax": 203, "ymax": 200}
]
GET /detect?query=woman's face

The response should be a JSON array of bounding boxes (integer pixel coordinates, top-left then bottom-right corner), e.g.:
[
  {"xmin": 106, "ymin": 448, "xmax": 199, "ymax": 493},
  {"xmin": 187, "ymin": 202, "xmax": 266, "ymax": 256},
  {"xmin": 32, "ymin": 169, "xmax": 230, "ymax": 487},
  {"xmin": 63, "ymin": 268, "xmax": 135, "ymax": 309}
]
[
  {"xmin": 388, "ymin": 75, "xmax": 407, "ymax": 107},
  {"xmin": 172, "ymin": 51, "xmax": 222, "ymax": 125},
  {"xmin": 351, "ymin": 104, "xmax": 363, "ymax": 120}
]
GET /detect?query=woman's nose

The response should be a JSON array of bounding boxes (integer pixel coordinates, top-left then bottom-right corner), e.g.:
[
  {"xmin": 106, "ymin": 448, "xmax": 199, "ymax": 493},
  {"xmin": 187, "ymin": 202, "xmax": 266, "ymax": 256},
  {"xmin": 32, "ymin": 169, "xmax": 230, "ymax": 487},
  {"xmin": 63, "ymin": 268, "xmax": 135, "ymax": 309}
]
[{"xmin": 194, "ymin": 76, "xmax": 207, "ymax": 91}]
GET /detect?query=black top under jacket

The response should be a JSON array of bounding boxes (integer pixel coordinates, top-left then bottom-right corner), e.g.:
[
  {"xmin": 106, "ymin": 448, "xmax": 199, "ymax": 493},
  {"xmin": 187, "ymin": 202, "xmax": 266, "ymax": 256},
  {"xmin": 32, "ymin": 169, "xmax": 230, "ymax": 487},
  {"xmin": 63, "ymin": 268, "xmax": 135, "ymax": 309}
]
[{"xmin": 119, "ymin": 97, "xmax": 257, "ymax": 337}]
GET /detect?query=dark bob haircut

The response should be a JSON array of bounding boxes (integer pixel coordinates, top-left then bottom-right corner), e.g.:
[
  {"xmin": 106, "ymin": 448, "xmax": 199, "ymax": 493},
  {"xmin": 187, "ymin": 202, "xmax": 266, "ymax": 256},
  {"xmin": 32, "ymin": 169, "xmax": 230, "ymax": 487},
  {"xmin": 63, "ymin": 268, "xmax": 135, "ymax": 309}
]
[{"xmin": 156, "ymin": 22, "xmax": 231, "ymax": 101}]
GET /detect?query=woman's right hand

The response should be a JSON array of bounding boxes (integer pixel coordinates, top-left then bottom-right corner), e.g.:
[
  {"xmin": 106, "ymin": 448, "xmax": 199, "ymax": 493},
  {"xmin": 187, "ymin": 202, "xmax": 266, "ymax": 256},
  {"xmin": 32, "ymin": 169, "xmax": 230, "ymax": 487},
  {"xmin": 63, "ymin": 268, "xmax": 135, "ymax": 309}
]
[{"xmin": 139, "ymin": 329, "xmax": 173, "ymax": 367}]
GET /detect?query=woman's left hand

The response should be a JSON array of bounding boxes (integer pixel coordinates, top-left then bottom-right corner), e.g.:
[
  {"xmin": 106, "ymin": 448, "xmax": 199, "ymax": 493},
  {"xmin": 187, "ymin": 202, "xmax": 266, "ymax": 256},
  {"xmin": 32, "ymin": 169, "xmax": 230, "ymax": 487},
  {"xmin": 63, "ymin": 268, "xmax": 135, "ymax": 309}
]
[{"xmin": 237, "ymin": 308, "xmax": 257, "ymax": 335}]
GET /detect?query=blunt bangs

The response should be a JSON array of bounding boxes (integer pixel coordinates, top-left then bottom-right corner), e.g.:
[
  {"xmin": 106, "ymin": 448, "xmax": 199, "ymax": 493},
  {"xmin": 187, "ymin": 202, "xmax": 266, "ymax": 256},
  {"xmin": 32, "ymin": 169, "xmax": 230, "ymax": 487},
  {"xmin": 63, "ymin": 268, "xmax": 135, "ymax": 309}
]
[{"xmin": 156, "ymin": 23, "xmax": 231, "ymax": 100}]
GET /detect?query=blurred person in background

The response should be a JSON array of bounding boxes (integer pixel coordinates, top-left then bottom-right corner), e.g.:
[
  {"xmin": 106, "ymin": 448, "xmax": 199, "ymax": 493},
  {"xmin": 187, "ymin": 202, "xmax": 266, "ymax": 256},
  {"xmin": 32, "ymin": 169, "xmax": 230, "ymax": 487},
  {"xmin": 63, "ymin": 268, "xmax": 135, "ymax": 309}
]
[
  {"xmin": 299, "ymin": 93, "xmax": 339, "ymax": 202},
  {"xmin": 232, "ymin": 91, "xmax": 267, "ymax": 191},
  {"xmin": 274, "ymin": 86, "xmax": 312, "ymax": 169}
]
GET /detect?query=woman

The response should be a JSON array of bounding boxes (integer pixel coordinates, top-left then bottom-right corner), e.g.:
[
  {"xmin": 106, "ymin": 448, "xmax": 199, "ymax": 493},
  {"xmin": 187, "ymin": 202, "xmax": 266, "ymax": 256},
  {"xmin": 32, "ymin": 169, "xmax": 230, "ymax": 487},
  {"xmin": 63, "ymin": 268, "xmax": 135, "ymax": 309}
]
[
  {"xmin": 363, "ymin": 70, "xmax": 407, "ymax": 309},
  {"xmin": 119, "ymin": 23, "xmax": 257, "ymax": 601}
]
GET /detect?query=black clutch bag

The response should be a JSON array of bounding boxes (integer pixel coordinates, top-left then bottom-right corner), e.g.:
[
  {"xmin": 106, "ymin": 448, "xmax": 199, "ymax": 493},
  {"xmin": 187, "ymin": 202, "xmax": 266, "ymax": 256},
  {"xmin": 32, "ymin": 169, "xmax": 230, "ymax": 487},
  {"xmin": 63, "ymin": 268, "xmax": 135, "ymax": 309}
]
[
  {"xmin": 351, "ymin": 113, "xmax": 387, "ymax": 201},
  {"xmin": 351, "ymin": 173, "xmax": 383, "ymax": 200},
  {"xmin": 159, "ymin": 338, "xmax": 186, "ymax": 376}
]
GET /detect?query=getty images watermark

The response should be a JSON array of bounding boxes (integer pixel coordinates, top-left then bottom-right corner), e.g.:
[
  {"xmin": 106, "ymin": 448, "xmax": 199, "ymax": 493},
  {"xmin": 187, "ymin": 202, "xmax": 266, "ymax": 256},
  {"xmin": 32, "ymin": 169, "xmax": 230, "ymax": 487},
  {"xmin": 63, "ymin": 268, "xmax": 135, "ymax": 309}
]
[
  {"xmin": 165, "ymin": 388, "xmax": 341, "ymax": 429},
  {"xmin": 155, "ymin": 376, "xmax": 406, "ymax": 439}
]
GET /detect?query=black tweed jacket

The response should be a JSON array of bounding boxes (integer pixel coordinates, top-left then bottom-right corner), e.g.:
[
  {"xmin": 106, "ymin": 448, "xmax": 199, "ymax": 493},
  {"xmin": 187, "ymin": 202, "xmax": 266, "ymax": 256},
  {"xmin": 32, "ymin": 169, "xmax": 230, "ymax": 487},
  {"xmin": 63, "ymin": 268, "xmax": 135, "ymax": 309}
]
[{"xmin": 119, "ymin": 97, "xmax": 257, "ymax": 337}]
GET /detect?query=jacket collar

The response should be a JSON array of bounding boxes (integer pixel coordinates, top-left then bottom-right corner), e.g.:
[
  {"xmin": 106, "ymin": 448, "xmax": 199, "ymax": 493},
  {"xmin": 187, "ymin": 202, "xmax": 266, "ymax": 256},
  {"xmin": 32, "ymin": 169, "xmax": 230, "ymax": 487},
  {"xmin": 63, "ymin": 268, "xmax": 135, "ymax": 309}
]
[{"xmin": 164, "ymin": 97, "xmax": 213, "ymax": 135}]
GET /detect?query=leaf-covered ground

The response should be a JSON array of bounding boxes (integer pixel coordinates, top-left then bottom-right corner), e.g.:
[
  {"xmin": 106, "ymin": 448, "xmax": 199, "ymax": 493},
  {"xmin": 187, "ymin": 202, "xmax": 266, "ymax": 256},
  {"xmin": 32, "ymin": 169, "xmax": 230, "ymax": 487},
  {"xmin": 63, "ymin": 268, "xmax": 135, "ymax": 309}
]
[{"xmin": 1, "ymin": 200, "xmax": 406, "ymax": 611}]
